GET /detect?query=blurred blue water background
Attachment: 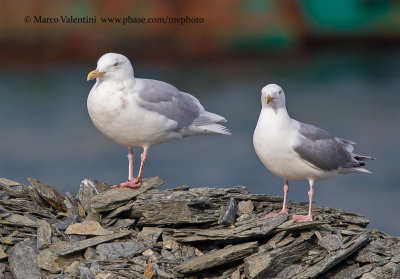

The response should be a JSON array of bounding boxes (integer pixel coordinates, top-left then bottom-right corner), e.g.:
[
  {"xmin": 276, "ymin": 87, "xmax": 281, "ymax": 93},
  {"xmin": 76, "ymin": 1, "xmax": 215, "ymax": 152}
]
[{"xmin": 0, "ymin": 46, "xmax": 399, "ymax": 234}]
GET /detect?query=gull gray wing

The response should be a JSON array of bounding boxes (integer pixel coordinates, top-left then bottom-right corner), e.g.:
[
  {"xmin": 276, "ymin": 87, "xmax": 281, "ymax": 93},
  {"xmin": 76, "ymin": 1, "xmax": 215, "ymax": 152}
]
[
  {"xmin": 135, "ymin": 78, "xmax": 200, "ymax": 129},
  {"xmin": 293, "ymin": 123, "xmax": 362, "ymax": 171}
]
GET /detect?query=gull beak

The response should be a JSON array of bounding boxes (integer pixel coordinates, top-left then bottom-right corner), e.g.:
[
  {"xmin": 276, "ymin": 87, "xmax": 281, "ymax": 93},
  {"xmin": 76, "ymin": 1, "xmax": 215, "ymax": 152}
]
[
  {"xmin": 87, "ymin": 69, "xmax": 106, "ymax": 81},
  {"xmin": 266, "ymin": 94, "xmax": 275, "ymax": 104}
]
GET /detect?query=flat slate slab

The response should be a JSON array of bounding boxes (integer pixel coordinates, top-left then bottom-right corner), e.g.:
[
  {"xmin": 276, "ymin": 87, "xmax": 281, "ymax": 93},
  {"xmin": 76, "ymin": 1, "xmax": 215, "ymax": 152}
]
[
  {"xmin": 96, "ymin": 240, "xmax": 147, "ymax": 260},
  {"xmin": 65, "ymin": 220, "xmax": 114, "ymax": 236},
  {"xmin": 91, "ymin": 177, "xmax": 163, "ymax": 213},
  {"xmin": 170, "ymin": 213, "xmax": 289, "ymax": 243},
  {"xmin": 53, "ymin": 231, "xmax": 132, "ymax": 256},
  {"xmin": 175, "ymin": 241, "xmax": 259, "ymax": 274},
  {"xmin": 36, "ymin": 219, "xmax": 51, "ymax": 249}
]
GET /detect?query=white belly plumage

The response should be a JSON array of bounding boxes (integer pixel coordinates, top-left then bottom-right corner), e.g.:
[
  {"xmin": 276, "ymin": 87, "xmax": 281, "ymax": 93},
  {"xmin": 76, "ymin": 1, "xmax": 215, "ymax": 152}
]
[
  {"xmin": 253, "ymin": 111, "xmax": 338, "ymax": 181},
  {"xmin": 87, "ymin": 84, "xmax": 181, "ymax": 148}
]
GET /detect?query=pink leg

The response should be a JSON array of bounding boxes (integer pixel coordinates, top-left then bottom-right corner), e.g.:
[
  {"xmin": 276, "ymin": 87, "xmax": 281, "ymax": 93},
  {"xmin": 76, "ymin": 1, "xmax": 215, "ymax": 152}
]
[
  {"xmin": 112, "ymin": 147, "xmax": 141, "ymax": 189},
  {"xmin": 127, "ymin": 147, "xmax": 135, "ymax": 181},
  {"xmin": 135, "ymin": 148, "xmax": 148, "ymax": 185},
  {"xmin": 292, "ymin": 179, "xmax": 314, "ymax": 222},
  {"xmin": 265, "ymin": 179, "xmax": 290, "ymax": 218}
]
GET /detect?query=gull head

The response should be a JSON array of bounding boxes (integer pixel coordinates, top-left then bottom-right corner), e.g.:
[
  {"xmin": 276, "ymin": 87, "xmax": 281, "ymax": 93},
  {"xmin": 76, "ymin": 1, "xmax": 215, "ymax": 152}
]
[
  {"xmin": 87, "ymin": 53, "xmax": 134, "ymax": 82},
  {"xmin": 261, "ymin": 84, "xmax": 286, "ymax": 109}
]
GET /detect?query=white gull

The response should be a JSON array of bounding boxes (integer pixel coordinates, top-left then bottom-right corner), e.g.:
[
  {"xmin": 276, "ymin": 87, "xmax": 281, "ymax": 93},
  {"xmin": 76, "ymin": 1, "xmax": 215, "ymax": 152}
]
[
  {"xmin": 253, "ymin": 84, "xmax": 375, "ymax": 222},
  {"xmin": 87, "ymin": 53, "xmax": 230, "ymax": 188}
]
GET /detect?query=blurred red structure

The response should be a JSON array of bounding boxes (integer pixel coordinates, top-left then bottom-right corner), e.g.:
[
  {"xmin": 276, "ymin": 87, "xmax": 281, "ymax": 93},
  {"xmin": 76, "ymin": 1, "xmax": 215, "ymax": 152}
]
[{"xmin": 1, "ymin": 0, "xmax": 399, "ymax": 65}]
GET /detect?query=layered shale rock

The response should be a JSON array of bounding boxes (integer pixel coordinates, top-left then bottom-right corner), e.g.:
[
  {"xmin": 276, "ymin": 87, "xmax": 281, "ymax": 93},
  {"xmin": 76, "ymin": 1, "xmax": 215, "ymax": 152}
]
[{"xmin": 0, "ymin": 177, "xmax": 399, "ymax": 278}]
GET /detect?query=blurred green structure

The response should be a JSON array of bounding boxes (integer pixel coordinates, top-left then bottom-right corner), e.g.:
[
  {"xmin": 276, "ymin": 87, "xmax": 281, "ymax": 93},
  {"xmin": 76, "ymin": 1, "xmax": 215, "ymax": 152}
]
[
  {"xmin": 0, "ymin": 0, "xmax": 399, "ymax": 63},
  {"xmin": 302, "ymin": 0, "xmax": 398, "ymax": 35}
]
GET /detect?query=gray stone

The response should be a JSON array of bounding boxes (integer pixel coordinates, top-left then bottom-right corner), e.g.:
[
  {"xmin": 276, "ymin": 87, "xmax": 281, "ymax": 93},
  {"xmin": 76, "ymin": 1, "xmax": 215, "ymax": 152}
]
[
  {"xmin": 132, "ymin": 193, "xmax": 218, "ymax": 226},
  {"xmin": 37, "ymin": 249, "xmax": 76, "ymax": 273},
  {"xmin": 64, "ymin": 261, "xmax": 80, "ymax": 277},
  {"xmin": 64, "ymin": 192, "xmax": 85, "ymax": 217},
  {"xmin": 0, "ymin": 245, "xmax": 7, "ymax": 259},
  {"xmin": 0, "ymin": 178, "xmax": 22, "ymax": 187},
  {"xmin": 231, "ymin": 269, "xmax": 241, "ymax": 279},
  {"xmin": 96, "ymin": 241, "xmax": 147, "ymax": 260},
  {"xmin": 78, "ymin": 179, "xmax": 109, "ymax": 214},
  {"xmin": 89, "ymin": 261, "xmax": 102, "ymax": 275},
  {"xmin": 65, "ymin": 221, "xmax": 114, "ymax": 236},
  {"xmin": 8, "ymin": 239, "xmax": 44, "ymax": 279},
  {"xmin": 171, "ymin": 212, "xmax": 288, "ymax": 243},
  {"xmin": 0, "ymin": 197, "xmax": 55, "ymax": 220},
  {"xmin": 84, "ymin": 247, "xmax": 97, "ymax": 261},
  {"xmin": 103, "ymin": 201, "xmax": 133, "ymax": 221},
  {"xmin": 37, "ymin": 219, "xmax": 51, "ymax": 249},
  {"xmin": 276, "ymin": 265, "xmax": 304, "ymax": 279},
  {"xmin": 244, "ymin": 237, "xmax": 310, "ymax": 279},
  {"xmin": 359, "ymin": 264, "xmax": 396, "ymax": 279},
  {"xmin": 292, "ymin": 231, "xmax": 371, "ymax": 279},
  {"xmin": 109, "ymin": 218, "xmax": 136, "ymax": 230},
  {"xmin": 69, "ymin": 234, "xmax": 87, "ymax": 243},
  {"xmin": 218, "ymin": 197, "xmax": 238, "ymax": 226},
  {"xmin": 91, "ymin": 177, "xmax": 163, "ymax": 213},
  {"xmin": 26, "ymin": 186, "xmax": 49, "ymax": 209},
  {"xmin": 176, "ymin": 241, "xmax": 258, "ymax": 274},
  {"xmin": 318, "ymin": 233, "xmax": 343, "ymax": 252},
  {"xmin": 0, "ymin": 231, "xmax": 21, "ymax": 245},
  {"xmin": 55, "ymin": 215, "xmax": 82, "ymax": 231},
  {"xmin": 392, "ymin": 254, "xmax": 400, "ymax": 263},
  {"xmin": 2, "ymin": 213, "xmax": 38, "ymax": 227},
  {"xmin": 356, "ymin": 252, "xmax": 390, "ymax": 265},
  {"xmin": 137, "ymin": 227, "xmax": 163, "ymax": 244},
  {"xmin": 79, "ymin": 264, "xmax": 94, "ymax": 279},
  {"xmin": 163, "ymin": 234, "xmax": 180, "ymax": 250},
  {"xmin": 319, "ymin": 263, "xmax": 359, "ymax": 279},
  {"xmin": 340, "ymin": 213, "xmax": 370, "ymax": 227},
  {"xmin": 0, "ymin": 262, "xmax": 7, "ymax": 275},
  {"xmin": 351, "ymin": 264, "xmax": 374, "ymax": 278},
  {"xmin": 119, "ymin": 270, "xmax": 148, "ymax": 279},
  {"xmin": 238, "ymin": 200, "xmax": 254, "ymax": 214},
  {"xmin": 0, "ymin": 178, "xmax": 27, "ymax": 198},
  {"xmin": 53, "ymin": 231, "xmax": 132, "ymax": 256},
  {"xmin": 27, "ymin": 178, "xmax": 66, "ymax": 211}
]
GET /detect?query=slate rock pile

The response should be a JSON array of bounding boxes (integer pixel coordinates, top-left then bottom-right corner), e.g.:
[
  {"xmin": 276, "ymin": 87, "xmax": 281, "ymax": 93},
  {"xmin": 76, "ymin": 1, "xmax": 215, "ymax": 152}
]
[{"xmin": 0, "ymin": 176, "xmax": 399, "ymax": 279}]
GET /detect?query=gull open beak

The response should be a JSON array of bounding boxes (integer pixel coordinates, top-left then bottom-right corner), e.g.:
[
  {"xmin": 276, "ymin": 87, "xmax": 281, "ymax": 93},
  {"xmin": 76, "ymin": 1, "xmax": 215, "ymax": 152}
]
[
  {"xmin": 266, "ymin": 94, "xmax": 275, "ymax": 104},
  {"xmin": 87, "ymin": 69, "xmax": 106, "ymax": 81}
]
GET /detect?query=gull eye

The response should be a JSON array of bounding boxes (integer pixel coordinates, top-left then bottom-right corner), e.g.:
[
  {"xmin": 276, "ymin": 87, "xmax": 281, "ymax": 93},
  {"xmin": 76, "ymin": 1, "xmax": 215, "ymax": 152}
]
[
  {"xmin": 114, "ymin": 63, "xmax": 119, "ymax": 67},
  {"xmin": 279, "ymin": 90, "xmax": 282, "ymax": 94}
]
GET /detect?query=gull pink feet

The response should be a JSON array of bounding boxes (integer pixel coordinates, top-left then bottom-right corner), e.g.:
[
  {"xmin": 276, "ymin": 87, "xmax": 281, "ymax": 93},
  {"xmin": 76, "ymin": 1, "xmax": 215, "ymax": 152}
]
[
  {"xmin": 111, "ymin": 179, "xmax": 141, "ymax": 189},
  {"xmin": 265, "ymin": 208, "xmax": 289, "ymax": 218},
  {"xmin": 110, "ymin": 147, "xmax": 146, "ymax": 189},
  {"xmin": 292, "ymin": 214, "xmax": 313, "ymax": 222}
]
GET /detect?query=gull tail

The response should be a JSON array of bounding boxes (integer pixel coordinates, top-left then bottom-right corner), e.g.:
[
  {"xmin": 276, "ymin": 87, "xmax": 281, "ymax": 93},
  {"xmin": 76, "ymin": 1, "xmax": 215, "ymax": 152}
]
[
  {"xmin": 197, "ymin": 123, "xmax": 231, "ymax": 135},
  {"xmin": 342, "ymin": 153, "xmax": 376, "ymax": 174},
  {"xmin": 192, "ymin": 111, "xmax": 231, "ymax": 135},
  {"xmin": 353, "ymin": 168, "xmax": 372, "ymax": 174},
  {"xmin": 353, "ymin": 154, "xmax": 377, "ymax": 161},
  {"xmin": 193, "ymin": 111, "xmax": 227, "ymax": 124}
]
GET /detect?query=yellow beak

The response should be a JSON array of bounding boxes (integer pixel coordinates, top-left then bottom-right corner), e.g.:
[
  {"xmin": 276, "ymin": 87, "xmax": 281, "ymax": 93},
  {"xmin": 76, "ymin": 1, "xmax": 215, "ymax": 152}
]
[
  {"xmin": 266, "ymin": 94, "xmax": 275, "ymax": 104},
  {"xmin": 87, "ymin": 69, "xmax": 106, "ymax": 81}
]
